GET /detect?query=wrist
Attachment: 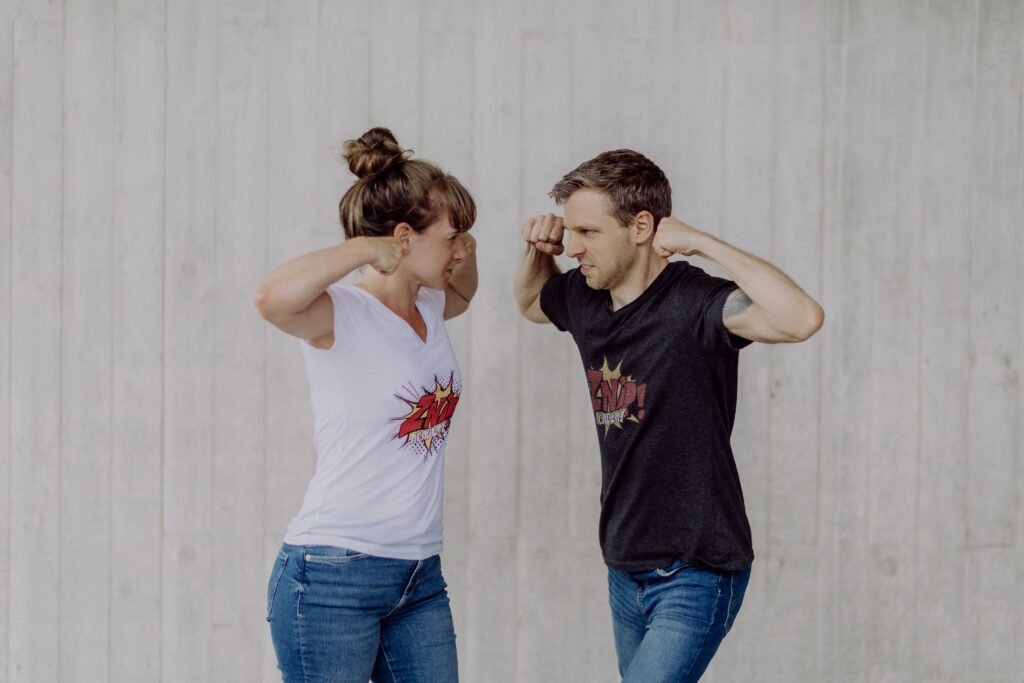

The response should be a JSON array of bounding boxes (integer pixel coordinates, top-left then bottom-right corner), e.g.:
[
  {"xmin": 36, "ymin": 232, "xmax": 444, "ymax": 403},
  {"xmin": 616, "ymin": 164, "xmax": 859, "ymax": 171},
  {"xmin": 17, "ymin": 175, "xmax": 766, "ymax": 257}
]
[
  {"xmin": 345, "ymin": 236, "xmax": 375, "ymax": 266},
  {"xmin": 523, "ymin": 241, "xmax": 545, "ymax": 261},
  {"xmin": 685, "ymin": 230, "xmax": 720, "ymax": 259}
]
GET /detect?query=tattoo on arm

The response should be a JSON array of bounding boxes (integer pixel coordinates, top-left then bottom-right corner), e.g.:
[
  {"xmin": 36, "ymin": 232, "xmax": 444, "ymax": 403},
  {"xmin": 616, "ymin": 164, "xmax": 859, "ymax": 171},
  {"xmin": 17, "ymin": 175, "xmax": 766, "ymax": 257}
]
[{"xmin": 722, "ymin": 288, "xmax": 753, "ymax": 320}]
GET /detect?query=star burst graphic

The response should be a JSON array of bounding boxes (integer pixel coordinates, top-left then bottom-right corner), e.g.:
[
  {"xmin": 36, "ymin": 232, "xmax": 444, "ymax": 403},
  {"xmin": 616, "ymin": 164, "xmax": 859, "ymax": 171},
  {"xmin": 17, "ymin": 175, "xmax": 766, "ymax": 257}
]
[
  {"xmin": 587, "ymin": 358, "xmax": 646, "ymax": 436},
  {"xmin": 393, "ymin": 374, "xmax": 460, "ymax": 460}
]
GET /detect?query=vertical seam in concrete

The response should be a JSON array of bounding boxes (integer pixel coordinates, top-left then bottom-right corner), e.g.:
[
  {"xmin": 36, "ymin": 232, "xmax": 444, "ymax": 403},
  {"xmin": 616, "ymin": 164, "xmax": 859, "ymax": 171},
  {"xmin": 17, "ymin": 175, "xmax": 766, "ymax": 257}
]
[
  {"xmin": 3, "ymin": 14, "xmax": 13, "ymax": 683},
  {"xmin": 961, "ymin": 0, "xmax": 979, "ymax": 675},
  {"xmin": 107, "ymin": 1, "xmax": 118, "ymax": 675},
  {"xmin": 57, "ymin": 13, "xmax": 67, "ymax": 682},
  {"xmin": 159, "ymin": 1, "xmax": 169, "ymax": 678},
  {"xmin": 918, "ymin": 2, "xmax": 934, "ymax": 677}
]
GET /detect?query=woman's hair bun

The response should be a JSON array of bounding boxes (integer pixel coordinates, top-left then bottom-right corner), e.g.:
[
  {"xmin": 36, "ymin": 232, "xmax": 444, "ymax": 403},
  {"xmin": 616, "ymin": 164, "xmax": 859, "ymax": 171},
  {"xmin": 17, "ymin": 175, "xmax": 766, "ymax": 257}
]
[{"xmin": 342, "ymin": 127, "xmax": 408, "ymax": 179}]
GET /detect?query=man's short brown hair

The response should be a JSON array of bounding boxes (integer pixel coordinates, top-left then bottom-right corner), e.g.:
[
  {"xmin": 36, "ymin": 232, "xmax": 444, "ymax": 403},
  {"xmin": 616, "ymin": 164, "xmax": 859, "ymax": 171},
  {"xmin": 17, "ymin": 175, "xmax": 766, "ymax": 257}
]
[{"xmin": 549, "ymin": 149, "xmax": 671, "ymax": 227}]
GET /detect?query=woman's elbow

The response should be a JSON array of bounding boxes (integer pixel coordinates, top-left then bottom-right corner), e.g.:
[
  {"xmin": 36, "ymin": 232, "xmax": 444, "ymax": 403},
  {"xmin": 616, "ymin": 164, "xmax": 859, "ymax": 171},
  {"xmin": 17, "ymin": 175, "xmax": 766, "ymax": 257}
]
[{"xmin": 252, "ymin": 281, "xmax": 280, "ymax": 321}]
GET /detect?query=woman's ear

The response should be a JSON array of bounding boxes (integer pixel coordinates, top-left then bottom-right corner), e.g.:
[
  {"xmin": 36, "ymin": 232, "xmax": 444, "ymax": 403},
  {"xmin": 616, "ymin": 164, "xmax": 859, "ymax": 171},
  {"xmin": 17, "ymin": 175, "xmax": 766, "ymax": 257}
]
[{"xmin": 392, "ymin": 222, "xmax": 414, "ymax": 253}]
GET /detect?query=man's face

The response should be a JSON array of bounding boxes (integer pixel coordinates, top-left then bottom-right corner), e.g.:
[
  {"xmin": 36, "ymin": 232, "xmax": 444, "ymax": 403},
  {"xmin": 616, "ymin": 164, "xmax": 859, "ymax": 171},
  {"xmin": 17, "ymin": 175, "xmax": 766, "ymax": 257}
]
[{"xmin": 563, "ymin": 189, "xmax": 636, "ymax": 291}]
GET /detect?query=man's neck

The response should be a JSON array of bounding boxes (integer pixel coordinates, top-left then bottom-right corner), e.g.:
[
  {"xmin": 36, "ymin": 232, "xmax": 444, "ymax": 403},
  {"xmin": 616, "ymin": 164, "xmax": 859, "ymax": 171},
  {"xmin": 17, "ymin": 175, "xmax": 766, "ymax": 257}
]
[{"xmin": 608, "ymin": 254, "xmax": 669, "ymax": 311}]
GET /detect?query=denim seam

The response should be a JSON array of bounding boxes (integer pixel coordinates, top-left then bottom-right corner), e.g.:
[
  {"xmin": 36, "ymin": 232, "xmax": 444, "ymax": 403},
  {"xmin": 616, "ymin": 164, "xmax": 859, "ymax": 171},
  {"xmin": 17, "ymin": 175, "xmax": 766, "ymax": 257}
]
[
  {"xmin": 679, "ymin": 572, "xmax": 722, "ymax": 682},
  {"xmin": 379, "ymin": 642, "xmax": 399, "ymax": 683},
  {"xmin": 266, "ymin": 553, "xmax": 288, "ymax": 621},
  {"xmin": 723, "ymin": 572, "xmax": 736, "ymax": 635},
  {"xmin": 296, "ymin": 550, "xmax": 310, "ymax": 682},
  {"xmin": 385, "ymin": 559, "xmax": 423, "ymax": 619}
]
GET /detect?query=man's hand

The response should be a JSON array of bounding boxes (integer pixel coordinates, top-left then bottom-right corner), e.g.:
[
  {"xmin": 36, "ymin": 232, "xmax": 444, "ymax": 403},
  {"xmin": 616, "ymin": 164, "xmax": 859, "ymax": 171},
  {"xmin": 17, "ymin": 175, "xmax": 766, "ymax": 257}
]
[
  {"xmin": 521, "ymin": 214, "xmax": 565, "ymax": 255},
  {"xmin": 514, "ymin": 215, "xmax": 563, "ymax": 324},
  {"xmin": 652, "ymin": 216, "xmax": 706, "ymax": 257}
]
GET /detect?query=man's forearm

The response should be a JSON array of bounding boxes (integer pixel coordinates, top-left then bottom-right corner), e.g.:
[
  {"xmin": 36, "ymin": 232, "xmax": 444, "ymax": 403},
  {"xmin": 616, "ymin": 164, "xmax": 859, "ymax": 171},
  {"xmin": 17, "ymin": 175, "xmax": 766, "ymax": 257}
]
[{"xmin": 514, "ymin": 244, "xmax": 560, "ymax": 317}]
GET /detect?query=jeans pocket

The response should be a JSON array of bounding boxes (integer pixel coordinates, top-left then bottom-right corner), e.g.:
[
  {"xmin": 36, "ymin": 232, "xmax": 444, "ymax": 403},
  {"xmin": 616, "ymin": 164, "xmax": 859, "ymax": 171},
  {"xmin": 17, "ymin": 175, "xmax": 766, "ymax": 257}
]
[
  {"xmin": 266, "ymin": 549, "xmax": 289, "ymax": 621},
  {"xmin": 654, "ymin": 560, "xmax": 688, "ymax": 579},
  {"xmin": 302, "ymin": 546, "xmax": 368, "ymax": 564}
]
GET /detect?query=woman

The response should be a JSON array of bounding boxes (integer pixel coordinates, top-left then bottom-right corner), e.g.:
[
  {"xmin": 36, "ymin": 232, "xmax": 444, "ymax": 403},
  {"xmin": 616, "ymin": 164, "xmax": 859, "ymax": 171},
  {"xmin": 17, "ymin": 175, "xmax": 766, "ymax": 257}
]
[{"xmin": 255, "ymin": 127, "xmax": 477, "ymax": 682}]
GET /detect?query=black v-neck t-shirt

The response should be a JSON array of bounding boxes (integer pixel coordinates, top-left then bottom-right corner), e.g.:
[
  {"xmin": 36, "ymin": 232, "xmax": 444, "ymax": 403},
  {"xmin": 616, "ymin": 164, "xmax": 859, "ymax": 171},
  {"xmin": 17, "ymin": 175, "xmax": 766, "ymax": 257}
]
[{"xmin": 541, "ymin": 261, "xmax": 754, "ymax": 572}]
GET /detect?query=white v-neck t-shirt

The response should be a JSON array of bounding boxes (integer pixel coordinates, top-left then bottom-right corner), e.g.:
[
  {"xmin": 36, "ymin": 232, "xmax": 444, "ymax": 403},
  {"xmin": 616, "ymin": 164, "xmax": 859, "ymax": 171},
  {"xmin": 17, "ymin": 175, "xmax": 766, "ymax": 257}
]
[{"xmin": 283, "ymin": 283, "xmax": 461, "ymax": 560}]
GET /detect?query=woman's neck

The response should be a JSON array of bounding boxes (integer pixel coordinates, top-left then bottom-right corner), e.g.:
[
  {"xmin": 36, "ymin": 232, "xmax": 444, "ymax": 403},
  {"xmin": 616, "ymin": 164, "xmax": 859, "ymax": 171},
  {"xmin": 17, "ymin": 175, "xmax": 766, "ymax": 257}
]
[{"xmin": 357, "ymin": 269, "xmax": 421, "ymax": 318}]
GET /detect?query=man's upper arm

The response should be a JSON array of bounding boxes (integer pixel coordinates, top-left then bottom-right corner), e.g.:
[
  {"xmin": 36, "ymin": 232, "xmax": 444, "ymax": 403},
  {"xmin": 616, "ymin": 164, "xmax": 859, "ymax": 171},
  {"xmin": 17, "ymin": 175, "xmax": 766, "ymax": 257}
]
[
  {"xmin": 515, "ymin": 269, "xmax": 555, "ymax": 324},
  {"xmin": 721, "ymin": 288, "xmax": 791, "ymax": 344},
  {"xmin": 521, "ymin": 291, "xmax": 551, "ymax": 324},
  {"xmin": 536, "ymin": 270, "xmax": 579, "ymax": 330}
]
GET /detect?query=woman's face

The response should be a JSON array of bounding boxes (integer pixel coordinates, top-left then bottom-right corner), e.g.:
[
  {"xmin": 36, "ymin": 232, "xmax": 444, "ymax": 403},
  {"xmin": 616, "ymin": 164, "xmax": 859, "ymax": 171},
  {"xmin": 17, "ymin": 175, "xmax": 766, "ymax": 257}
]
[{"xmin": 405, "ymin": 214, "xmax": 468, "ymax": 289}]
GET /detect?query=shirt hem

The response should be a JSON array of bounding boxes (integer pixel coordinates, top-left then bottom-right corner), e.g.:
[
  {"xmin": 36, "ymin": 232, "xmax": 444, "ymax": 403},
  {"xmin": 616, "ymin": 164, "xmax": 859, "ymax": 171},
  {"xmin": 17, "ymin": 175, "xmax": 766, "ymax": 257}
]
[
  {"xmin": 282, "ymin": 532, "xmax": 443, "ymax": 561},
  {"xmin": 604, "ymin": 551, "xmax": 754, "ymax": 574}
]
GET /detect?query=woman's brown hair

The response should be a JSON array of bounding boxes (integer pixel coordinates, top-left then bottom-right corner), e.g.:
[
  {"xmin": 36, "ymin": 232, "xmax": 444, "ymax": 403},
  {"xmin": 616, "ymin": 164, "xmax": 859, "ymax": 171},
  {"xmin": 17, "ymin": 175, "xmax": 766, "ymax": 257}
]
[{"xmin": 339, "ymin": 127, "xmax": 475, "ymax": 239}]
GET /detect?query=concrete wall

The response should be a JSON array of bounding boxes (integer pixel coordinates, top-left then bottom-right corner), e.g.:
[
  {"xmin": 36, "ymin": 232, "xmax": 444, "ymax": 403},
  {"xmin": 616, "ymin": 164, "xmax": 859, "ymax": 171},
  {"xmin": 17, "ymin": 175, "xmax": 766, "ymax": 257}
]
[{"xmin": 2, "ymin": 0, "xmax": 1022, "ymax": 680}]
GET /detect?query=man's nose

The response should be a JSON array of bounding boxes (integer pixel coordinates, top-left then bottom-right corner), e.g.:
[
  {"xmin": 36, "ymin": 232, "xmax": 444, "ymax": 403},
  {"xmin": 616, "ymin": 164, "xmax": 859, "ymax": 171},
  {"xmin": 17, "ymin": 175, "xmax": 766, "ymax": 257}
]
[{"xmin": 565, "ymin": 232, "xmax": 583, "ymax": 259}]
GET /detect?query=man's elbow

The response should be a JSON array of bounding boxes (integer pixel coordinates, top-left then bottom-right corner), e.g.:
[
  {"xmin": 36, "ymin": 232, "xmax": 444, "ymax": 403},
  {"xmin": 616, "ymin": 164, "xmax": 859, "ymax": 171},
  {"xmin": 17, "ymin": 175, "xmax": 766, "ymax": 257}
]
[
  {"xmin": 514, "ymin": 296, "xmax": 530, "ymax": 319},
  {"xmin": 512, "ymin": 286, "xmax": 533, "ymax": 317},
  {"xmin": 524, "ymin": 309, "xmax": 550, "ymax": 324},
  {"xmin": 788, "ymin": 302, "xmax": 824, "ymax": 342},
  {"xmin": 512, "ymin": 293, "xmax": 546, "ymax": 324}
]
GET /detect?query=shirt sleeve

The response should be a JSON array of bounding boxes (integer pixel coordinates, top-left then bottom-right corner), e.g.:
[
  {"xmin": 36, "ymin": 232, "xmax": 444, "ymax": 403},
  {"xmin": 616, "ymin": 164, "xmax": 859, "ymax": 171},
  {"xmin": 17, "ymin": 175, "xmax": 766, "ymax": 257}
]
[
  {"xmin": 687, "ymin": 272, "xmax": 753, "ymax": 352},
  {"xmin": 302, "ymin": 283, "xmax": 361, "ymax": 352},
  {"xmin": 539, "ymin": 270, "xmax": 575, "ymax": 332}
]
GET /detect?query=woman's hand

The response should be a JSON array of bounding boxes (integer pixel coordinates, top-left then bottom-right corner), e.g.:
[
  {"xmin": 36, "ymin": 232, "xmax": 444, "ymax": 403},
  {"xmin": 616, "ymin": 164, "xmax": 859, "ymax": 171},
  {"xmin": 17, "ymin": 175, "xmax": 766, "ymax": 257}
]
[
  {"xmin": 358, "ymin": 236, "xmax": 404, "ymax": 274},
  {"xmin": 458, "ymin": 232, "xmax": 477, "ymax": 257}
]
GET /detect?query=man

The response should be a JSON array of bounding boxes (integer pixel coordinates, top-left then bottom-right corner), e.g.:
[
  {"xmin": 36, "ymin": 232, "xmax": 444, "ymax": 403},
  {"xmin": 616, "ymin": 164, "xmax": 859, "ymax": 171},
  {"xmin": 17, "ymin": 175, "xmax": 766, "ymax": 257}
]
[{"xmin": 513, "ymin": 149, "xmax": 823, "ymax": 682}]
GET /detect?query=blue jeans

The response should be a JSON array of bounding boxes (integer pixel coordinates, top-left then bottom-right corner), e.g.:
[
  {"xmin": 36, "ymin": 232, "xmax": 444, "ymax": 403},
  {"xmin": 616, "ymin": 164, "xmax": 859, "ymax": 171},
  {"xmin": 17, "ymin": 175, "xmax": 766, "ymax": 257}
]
[
  {"xmin": 608, "ymin": 560, "xmax": 751, "ymax": 682},
  {"xmin": 267, "ymin": 544, "xmax": 458, "ymax": 682}
]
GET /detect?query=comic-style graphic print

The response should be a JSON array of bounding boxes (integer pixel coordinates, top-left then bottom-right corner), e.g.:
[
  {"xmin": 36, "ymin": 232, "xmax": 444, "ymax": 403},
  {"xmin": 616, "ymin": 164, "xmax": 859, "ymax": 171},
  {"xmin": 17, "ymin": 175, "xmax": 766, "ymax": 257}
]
[
  {"xmin": 392, "ymin": 374, "xmax": 460, "ymax": 460},
  {"xmin": 586, "ymin": 358, "xmax": 647, "ymax": 436}
]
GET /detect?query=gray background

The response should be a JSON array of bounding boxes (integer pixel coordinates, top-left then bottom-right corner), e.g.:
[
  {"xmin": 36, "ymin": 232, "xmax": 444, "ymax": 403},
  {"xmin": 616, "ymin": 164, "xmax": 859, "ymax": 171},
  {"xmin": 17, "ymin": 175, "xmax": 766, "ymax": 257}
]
[{"xmin": 2, "ymin": 0, "xmax": 1023, "ymax": 681}]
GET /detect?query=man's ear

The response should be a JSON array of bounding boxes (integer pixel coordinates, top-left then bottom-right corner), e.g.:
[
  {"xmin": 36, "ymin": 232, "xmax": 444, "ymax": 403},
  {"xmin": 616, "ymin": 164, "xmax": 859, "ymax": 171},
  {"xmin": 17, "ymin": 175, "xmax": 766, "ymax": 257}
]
[{"xmin": 632, "ymin": 211, "xmax": 656, "ymax": 245}]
